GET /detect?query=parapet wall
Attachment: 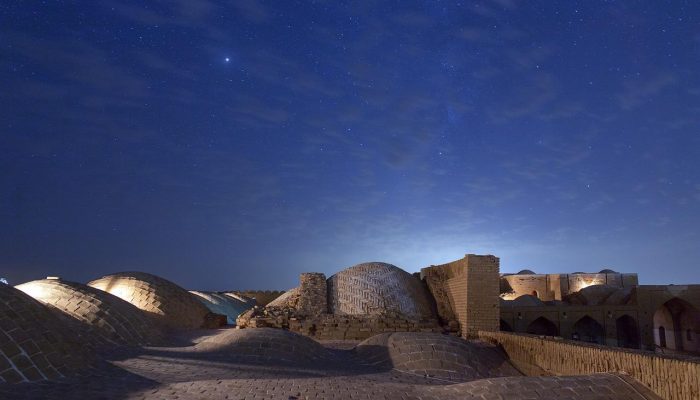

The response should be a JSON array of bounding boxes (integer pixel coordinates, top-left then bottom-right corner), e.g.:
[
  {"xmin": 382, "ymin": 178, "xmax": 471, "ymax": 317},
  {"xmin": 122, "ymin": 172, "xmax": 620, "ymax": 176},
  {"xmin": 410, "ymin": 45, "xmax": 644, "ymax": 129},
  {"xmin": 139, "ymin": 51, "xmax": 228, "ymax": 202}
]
[{"xmin": 479, "ymin": 330, "xmax": 700, "ymax": 400}]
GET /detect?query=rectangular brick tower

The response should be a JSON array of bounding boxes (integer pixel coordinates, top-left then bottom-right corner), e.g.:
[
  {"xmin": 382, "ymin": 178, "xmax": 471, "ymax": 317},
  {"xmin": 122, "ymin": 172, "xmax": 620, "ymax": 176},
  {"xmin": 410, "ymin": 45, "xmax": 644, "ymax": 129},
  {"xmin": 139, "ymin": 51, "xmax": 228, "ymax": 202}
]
[
  {"xmin": 296, "ymin": 272, "xmax": 328, "ymax": 316},
  {"xmin": 421, "ymin": 254, "xmax": 500, "ymax": 339}
]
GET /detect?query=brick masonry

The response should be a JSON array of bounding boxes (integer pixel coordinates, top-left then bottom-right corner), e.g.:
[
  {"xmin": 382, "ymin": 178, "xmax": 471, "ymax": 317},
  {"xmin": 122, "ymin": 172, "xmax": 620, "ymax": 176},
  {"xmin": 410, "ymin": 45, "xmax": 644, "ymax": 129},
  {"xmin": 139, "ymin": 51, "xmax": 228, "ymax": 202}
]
[
  {"xmin": 421, "ymin": 254, "xmax": 500, "ymax": 339},
  {"xmin": 16, "ymin": 279, "xmax": 164, "ymax": 346},
  {"xmin": 479, "ymin": 330, "xmax": 700, "ymax": 400},
  {"xmin": 88, "ymin": 271, "xmax": 211, "ymax": 330}
]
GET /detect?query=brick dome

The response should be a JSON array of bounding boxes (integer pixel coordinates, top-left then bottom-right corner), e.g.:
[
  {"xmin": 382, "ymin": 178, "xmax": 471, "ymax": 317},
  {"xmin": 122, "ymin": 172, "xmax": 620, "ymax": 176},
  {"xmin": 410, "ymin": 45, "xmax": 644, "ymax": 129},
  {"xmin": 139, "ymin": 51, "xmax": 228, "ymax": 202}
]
[
  {"xmin": 0, "ymin": 284, "xmax": 94, "ymax": 383},
  {"xmin": 195, "ymin": 328, "xmax": 331, "ymax": 365},
  {"xmin": 355, "ymin": 332, "xmax": 518, "ymax": 381},
  {"xmin": 190, "ymin": 291, "xmax": 254, "ymax": 325},
  {"xmin": 327, "ymin": 262, "xmax": 434, "ymax": 319},
  {"xmin": 88, "ymin": 272, "xmax": 210, "ymax": 329},
  {"xmin": 564, "ymin": 284, "xmax": 620, "ymax": 305},
  {"xmin": 17, "ymin": 279, "xmax": 164, "ymax": 346}
]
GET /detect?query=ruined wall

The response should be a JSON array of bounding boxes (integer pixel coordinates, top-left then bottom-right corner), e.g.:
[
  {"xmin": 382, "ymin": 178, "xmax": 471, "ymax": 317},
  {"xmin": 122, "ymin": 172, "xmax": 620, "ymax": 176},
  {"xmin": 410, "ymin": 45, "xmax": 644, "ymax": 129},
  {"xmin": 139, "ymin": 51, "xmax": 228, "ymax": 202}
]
[
  {"xmin": 479, "ymin": 331, "xmax": 700, "ymax": 400},
  {"xmin": 297, "ymin": 273, "xmax": 327, "ymax": 316},
  {"xmin": 421, "ymin": 254, "xmax": 500, "ymax": 339},
  {"xmin": 292, "ymin": 315, "xmax": 441, "ymax": 340}
]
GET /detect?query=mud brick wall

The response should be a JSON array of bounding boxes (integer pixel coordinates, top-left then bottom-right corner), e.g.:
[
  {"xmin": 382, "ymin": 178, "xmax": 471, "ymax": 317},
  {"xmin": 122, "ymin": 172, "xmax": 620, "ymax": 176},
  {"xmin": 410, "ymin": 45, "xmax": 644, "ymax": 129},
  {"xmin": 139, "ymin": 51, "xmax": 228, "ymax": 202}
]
[
  {"xmin": 297, "ymin": 273, "xmax": 327, "ymax": 316},
  {"xmin": 479, "ymin": 330, "xmax": 700, "ymax": 400},
  {"xmin": 422, "ymin": 254, "xmax": 500, "ymax": 339},
  {"xmin": 287, "ymin": 315, "xmax": 441, "ymax": 340}
]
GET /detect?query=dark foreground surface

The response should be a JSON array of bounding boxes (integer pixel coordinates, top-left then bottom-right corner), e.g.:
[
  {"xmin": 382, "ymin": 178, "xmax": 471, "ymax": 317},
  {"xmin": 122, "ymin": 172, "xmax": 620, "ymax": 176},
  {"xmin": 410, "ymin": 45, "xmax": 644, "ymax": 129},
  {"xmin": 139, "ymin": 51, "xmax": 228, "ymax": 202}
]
[{"xmin": 0, "ymin": 329, "xmax": 660, "ymax": 400}]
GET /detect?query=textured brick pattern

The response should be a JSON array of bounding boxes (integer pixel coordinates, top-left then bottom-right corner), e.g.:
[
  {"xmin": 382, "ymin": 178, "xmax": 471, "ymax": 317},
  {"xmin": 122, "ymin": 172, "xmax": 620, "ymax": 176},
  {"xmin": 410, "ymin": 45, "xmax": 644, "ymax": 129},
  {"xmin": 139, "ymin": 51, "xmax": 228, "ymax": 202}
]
[
  {"xmin": 327, "ymin": 262, "xmax": 434, "ymax": 319},
  {"xmin": 355, "ymin": 332, "xmax": 519, "ymax": 381},
  {"xmin": 190, "ymin": 291, "xmax": 254, "ymax": 325},
  {"xmin": 480, "ymin": 330, "xmax": 699, "ymax": 400},
  {"xmin": 88, "ymin": 272, "xmax": 210, "ymax": 329},
  {"xmin": 16, "ymin": 279, "xmax": 164, "ymax": 346},
  {"xmin": 0, "ymin": 284, "xmax": 93, "ymax": 384},
  {"xmin": 195, "ymin": 328, "xmax": 332, "ymax": 365},
  {"xmin": 289, "ymin": 314, "xmax": 441, "ymax": 340},
  {"xmin": 297, "ymin": 273, "xmax": 327, "ymax": 315},
  {"xmin": 422, "ymin": 255, "xmax": 500, "ymax": 339}
]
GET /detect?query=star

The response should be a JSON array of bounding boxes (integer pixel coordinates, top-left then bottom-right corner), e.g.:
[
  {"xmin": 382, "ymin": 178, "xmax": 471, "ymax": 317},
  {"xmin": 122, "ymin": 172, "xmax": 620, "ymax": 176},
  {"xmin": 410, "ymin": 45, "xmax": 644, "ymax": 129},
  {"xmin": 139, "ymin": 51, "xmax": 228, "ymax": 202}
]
[{"xmin": 225, "ymin": 57, "xmax": 230, "ymax": 63}]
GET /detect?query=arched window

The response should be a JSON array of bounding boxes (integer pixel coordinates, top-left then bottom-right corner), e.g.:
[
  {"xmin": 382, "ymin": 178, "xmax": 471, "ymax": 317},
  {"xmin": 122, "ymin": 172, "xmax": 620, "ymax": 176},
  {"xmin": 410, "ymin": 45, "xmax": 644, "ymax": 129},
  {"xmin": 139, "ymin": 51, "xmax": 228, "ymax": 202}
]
[{"xmin": 531, "ymin": 290, "xmax": 539, "ymax": 298}]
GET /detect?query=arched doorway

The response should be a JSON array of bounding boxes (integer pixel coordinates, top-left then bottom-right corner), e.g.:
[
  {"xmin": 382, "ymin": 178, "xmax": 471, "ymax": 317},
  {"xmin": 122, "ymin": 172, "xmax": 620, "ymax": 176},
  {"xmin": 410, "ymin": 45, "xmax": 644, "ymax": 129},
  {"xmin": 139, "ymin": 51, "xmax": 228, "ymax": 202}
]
[
  {"xmin": 653, "ymin": 298, "xmax": 700, "ymax": 354},
  {"xmin": 616, "ymin": 315, "xmax": 640, "ymax": 349},
  {"xmin": 526, "ymin": 316, "xmax": 559, "ymax": 336},
  {"xmin": 500, "ymin": 319, "xmax": 513, "ymax": 332},
  {"xmin": 572, "ymin": 316, "xmax": 604, "ymax": 344},
  {"xmin": 531, "ymin": 290, "xmax": 539, "ymax": 299}
]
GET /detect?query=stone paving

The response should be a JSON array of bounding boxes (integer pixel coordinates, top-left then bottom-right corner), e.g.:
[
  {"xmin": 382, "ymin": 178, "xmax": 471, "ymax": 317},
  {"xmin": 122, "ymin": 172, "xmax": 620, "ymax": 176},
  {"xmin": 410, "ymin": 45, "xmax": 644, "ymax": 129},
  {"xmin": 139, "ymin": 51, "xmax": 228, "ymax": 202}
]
[{"xmin": 0, "ymin": 328, "xmax": 661, "ymax": 400}]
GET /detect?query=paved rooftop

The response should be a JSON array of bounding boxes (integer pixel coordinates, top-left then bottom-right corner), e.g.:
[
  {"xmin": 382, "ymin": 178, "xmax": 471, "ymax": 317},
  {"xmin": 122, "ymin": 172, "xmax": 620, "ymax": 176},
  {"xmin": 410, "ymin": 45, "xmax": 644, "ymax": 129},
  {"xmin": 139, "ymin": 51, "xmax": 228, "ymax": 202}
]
[{"xmin": 0, "ymin": 328, "xmax": 660, "ymax": 400}]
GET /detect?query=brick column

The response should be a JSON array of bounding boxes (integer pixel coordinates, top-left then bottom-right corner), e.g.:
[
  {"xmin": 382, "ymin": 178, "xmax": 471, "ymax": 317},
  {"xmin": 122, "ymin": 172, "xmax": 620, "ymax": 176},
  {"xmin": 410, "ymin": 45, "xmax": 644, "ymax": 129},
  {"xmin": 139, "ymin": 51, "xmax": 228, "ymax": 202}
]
[{"xmin": 297, "ymin": 273, "xmax": 328, "ymax": 316}]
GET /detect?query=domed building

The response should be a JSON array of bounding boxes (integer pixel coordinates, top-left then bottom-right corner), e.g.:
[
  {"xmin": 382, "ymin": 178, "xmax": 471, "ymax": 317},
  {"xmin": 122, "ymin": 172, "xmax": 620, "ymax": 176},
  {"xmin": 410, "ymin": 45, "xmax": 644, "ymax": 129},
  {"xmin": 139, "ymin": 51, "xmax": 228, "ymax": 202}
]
[
  {"xmin": 327, "ymin": 262, "xmax": 434, "ymax": 319},
  {"xmin": 190, "ymin": 291, "xmax": 255, "ymax": 325},
  {"xmin": 17, "ymin": 278, "xmax": 164, "ymax": 346},
  {"xmin": 0, "ymin": 284, "xmax": 93, "ymax": 383},
  {"xmin": 88, "ymin": 272, "xmax": 210, "ymax": 329}
]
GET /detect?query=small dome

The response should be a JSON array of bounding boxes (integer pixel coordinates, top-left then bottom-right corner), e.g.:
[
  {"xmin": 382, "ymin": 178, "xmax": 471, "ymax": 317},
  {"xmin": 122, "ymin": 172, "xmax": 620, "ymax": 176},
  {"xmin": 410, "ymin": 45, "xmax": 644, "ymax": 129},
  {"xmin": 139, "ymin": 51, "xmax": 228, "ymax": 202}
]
[
  {"xmin": 265, "ymin": 287, "xmax": 300, "ymax": 308},
  {"xmin": 0, "ymin": 284, "xmax": 94, "ymax": 383},
  {"xmin": 355, "ymin": 332, "xmax": 518, "ymax": 381},
  {"xmin": 16, "ymin": 279, "xmax": 164, "ymax": 346},
  {"xmin": 190, "ymin": 291, "xmax": 255, "ymax": 325},
  {"xmin": 501, "ymin": 294, "xmax": 545, "ymax": 307},
  {"xmin": 517, "ymin": 269, "xmax": 536, "ymax": 275},
  {"xmin": 327, "ymin": 262, "xmax": 434, "ymax": 319},
  {"xmin": 571, "ymin": 272, "xmax": 586, "ymax": 275},
  {"xmin": 599, "ymin": 269, "xmax": 617, "ymax": 274},
  {"xmin": 88, "ymin": 271, "xmax": 210, "ymax": 329},
  {"xmin": 195, "ymin": 328, "xmax": 331, "ymax": 365},
  {"xmin": 564, "ymin": 284, "xmax": 619, "ymax": 305}
]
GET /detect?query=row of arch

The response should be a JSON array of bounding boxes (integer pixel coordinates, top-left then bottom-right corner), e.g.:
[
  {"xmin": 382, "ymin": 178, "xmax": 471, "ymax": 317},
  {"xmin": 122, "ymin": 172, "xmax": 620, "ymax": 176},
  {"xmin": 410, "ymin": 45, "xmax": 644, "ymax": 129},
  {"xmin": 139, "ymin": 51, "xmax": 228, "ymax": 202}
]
[
  {"xmin": 500, "ymin": 298, "xmax": 700, "ymax": 353},
  {"xmin": 500, "ymin": 315, "xmax": 639, "ymax": 348}
]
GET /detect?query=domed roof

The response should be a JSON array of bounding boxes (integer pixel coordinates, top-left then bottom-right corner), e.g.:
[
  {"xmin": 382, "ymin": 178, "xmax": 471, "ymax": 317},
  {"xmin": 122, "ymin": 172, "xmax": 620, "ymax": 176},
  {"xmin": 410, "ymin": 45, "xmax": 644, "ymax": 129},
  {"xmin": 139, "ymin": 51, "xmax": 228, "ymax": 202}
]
[
  {"xmin": 17, "ymin": 279, "xmax": 164, "ymax": 346},
  {"xmin": 327, "ymin": 262, "xmax": 434, "ymax": 319},
  {"xmin": 564, "ymin": 284, "xmax": 619, "ymax": 305},
  {"xmin": 501, "ymin": 294, "xmax": 545, "ymax": 307},
  {"xmin": 0, "ymin": 284, "xmax": 94, "ymax": 383},
  {"xmin": 604, "ymin": 287, "xmax": 636, "ymax": 305},
  {"xmin": 355, "ymin": 332, "xmax": 518, "ymax": 381},
  {"xmin": 190, "ymin": 291, "xmax": 255, "ymax": 325},
  {"xmin": 265, "ymin": 287, "xmax": 300, "ymax": 308},
  {"xmin": 195, "ymin": 328, "xmax": 331, "ymax": 365},
  {"xmin": 517, "ymin": 269, "xmax": 536, "ymax": 275},
  {"xmin": 599, "ymin": 269, "xmax": 617, "ymax": 274},
  {"xmin": 88, "ymin": 271, "xmax": 210, "ymax": 329}
]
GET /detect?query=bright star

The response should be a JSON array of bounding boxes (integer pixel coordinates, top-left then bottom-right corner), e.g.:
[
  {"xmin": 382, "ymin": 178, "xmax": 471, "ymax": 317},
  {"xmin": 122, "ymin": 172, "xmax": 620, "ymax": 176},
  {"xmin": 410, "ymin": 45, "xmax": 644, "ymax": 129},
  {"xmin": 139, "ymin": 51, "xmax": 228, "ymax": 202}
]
[{"xmin": 225, "ymin": 57, "xmax": 230, "ymax": 63}]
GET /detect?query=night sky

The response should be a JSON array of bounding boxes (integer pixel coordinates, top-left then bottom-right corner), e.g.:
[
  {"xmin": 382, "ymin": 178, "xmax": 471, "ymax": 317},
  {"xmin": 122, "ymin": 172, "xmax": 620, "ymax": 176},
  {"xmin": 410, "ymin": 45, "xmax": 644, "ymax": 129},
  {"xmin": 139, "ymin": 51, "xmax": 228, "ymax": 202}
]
[{"xmin": 2, "ymin": 1, "xmax": 699, "ymax": 291}]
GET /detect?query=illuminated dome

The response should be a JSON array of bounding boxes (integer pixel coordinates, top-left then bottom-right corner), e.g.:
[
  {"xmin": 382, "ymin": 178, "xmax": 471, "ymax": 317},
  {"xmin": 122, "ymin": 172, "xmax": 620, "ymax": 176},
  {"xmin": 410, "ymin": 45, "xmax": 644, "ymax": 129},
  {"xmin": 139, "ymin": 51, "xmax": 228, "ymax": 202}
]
[
  {"xmin": 327, "ymin": 262, "xmax": 434, "ymax": 319},
  {"xmin": 88, "ymin": 272, "xmax": 210, "ymax": 329},
  {"xmin": 16, "ymin": 279, "xmax": 164, "ymax": 345},
  {"xmin": 0, "ymin": 284, "xmax": 93, "ymax": 383},
  {"xmin": 190, "ymin": 291, "xmax": 255, "ymax": 325},
  {"xmin": 195, "ymin": 328, "xmax": 331, "ymax": 365},
  {"xmin": 355, "ymin": 332, "xmax": 518, "ymax": 381},
  {"xmin": 564, "ymin": 284, "xmax": 619, "ymax": 305}
]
